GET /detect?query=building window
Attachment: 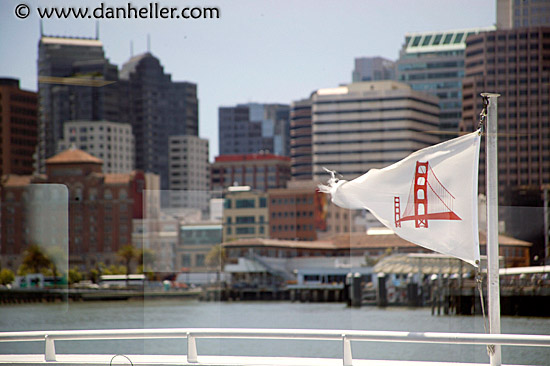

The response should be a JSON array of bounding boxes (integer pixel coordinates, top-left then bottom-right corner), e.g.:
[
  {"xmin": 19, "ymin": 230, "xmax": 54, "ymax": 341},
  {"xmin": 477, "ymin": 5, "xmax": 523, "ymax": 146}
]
[
  {"xmin": 236, "ymin": 227, "xmax": 255, "ymax": 235},
  {"xmin": 196, "ymin": 254, "xmax": 205, "ymax": 267},
  {"xmin": 236, "ymin": 216, "xmax": 255, "ymax": 224},
  {"xmin": 182, "ymin": 254, "xmax": 191, "ymax": 267},
  {"xmin": 235, "ymin": 199, "xmax": 255, "ymax": 208}
]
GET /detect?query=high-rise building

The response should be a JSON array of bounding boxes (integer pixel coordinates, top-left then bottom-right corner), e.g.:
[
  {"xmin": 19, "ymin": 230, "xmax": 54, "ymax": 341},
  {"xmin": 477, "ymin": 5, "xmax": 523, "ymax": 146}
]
[
  {"xmin": 460, "ymin": 26, "xmax": 550, "ymax": 193},
  {"xmin": 37, "ymin": 35, "xmax": 119, "ymax": 173},
  {"xmin": 352, "ymin": 57, "xmax": 395, "ymax": 82},
  {"xmin": 290, "ymin": 98, "xmax": 313, "ymax": 181},
  {"xmin": 57, "ymin": 120, "xmax": 135, "ymax": 173},
  {"xmin": 218, "ymin": 103, "xmax": 290, "ymax": 157},
  {"xmin": 211, "ymin": 154, "xmax": 291, "ymax": 192},
  {"xmin": 0, "ymin": 78, "xmax": 38, "ymax": 175},
  {"xmin": 312, "ymin": 81, "xmax": 440, "ymax": 181},
  {"xmin": 460, "ymin": 27, "xmax": 550, "ymax": 263},
  {"xmin": 168, "ymin": 135, "xmax": 210, "ymax": 214},
  {"xmin": 119, "ymin": 52, "xmax": 198, "ymax": 190},
  {"xmin": 497, "ymin": 0, "xmax": 550, "ymax": 29},
  {"xmin": 396, "ymin": 27, "xmax": 493, "ymax": 137}
]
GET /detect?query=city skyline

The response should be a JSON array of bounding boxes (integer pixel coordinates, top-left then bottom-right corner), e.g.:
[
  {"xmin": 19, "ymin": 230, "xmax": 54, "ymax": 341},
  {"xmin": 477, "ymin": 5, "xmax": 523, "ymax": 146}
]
[{"xmin": 0, "ymin": 0, "xmax": 496, "ymax": 160}]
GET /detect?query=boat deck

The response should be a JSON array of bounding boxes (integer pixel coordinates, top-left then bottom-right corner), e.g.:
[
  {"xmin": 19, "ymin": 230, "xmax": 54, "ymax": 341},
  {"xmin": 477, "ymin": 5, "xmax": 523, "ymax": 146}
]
[
  {"xmin": 0, "ymin": 354, "xmax": 532, "ymax": 366},
  {"xmin": 1, "ymin": 328, "xmax": 548, "ymax": 366}
]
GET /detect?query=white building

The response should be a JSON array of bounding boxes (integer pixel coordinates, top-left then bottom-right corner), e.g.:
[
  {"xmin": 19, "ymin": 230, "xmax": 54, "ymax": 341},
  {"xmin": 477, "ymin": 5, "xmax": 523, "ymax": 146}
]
[
  {"xmin": 57, "ymin": 120, "xmax": 134, "ymax": 173},
  {"xmin": 168, "ymin": 135, "xmax": 210, "ymax": 215},
  {"xmin": 312, "ymin": 81, "xmax": 440, "ymax": 181},
  {"xmin": 132, "ymin": 216, "xmax": 179, "ymax": 273}
]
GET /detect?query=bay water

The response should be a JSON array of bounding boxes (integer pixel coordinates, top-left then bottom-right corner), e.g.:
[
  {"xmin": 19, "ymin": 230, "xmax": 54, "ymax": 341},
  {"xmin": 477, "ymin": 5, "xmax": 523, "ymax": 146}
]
[{"xmin": 1, "ymin": 299, "xmax": 549, "ymax": 364}]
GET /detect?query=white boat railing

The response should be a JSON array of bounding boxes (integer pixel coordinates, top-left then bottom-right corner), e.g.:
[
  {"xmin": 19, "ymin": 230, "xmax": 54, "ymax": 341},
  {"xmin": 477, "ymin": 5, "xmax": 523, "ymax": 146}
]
[{"xmin": 1, "ymin": 328, "xmax": 550, "ymax": 365}]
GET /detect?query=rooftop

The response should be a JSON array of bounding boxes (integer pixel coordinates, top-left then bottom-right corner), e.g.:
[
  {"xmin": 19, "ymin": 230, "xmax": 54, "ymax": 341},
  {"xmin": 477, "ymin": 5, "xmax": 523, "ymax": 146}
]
[
  {"xmin": 214, "ymin": 154, "xmax": 290, "ymax": 163},
  {"xmin": 403, "ymin": 26, "xmax": 495, "ymax": 54},
  {"xmin": 46, "ymin": 147, "xmax": 103, "ymax": 165},
  {"xmin": 1, "ymin": 175, "xmax": 33, "ymax": 187},
  {"xmin": 40, "ymin": 36, "xmax": 102, "ymax": 47}
]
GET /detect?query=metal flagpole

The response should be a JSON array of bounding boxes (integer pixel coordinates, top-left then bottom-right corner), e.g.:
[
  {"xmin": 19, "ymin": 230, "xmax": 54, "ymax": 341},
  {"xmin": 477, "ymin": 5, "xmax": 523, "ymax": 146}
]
[{"xmin": 482, "ymin": 92, "xmax": 501, "ymax": 366}]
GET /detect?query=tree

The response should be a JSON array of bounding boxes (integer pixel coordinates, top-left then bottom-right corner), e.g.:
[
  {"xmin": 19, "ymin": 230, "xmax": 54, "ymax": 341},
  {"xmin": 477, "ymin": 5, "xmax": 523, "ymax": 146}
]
[
  {"xmin": 0, "ymin": 268, "xmax": 15, "ymax": 285},
  {"xmin": 18, "ymin": 244, "xmax": 52, "ymax": 275},
  {"xmin": 206, "ymin": 244, "xmax": 226, "ymax": 285},
  {"xmin": 117, "ymin": 245, "xmax": 138, "ymax": 286},
  {"xmin": 44, "ymin": 245, "xmax": 68, "ymax": 287},
  {"xmin": 68, "ymin": 267, "xmax": 83, "ymax": 285}
]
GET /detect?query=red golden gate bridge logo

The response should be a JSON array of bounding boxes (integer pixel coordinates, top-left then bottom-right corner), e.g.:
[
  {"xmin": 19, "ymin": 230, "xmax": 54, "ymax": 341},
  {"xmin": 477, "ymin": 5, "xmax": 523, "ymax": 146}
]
[{"xmin": 394, "ymin": 161, "xmax": 461, "ymax": 229}]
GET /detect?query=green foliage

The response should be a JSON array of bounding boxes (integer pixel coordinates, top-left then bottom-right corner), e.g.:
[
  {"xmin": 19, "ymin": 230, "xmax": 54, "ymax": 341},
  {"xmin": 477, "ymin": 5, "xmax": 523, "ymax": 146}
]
[
  {"xmin": 89, "ymin": 268, "xmax": 100, "ymax": 283},
  {"xmin": 18, "ymin": 244, "xmax": 52, "ymax": 275},
  {"xmin": 68, "ymin": 267, "xmax": 83, "ymax": 285},
  {"xmin": 117, "ymin": 245, "xmax": 138, "ymax": 275},
  {"xmin": 102, "ymin": 264, "xmax": 126, "ymax": 275},
  {"xmin": 0, "ymin": 268, "xmax": 15, "ymax": 285}
]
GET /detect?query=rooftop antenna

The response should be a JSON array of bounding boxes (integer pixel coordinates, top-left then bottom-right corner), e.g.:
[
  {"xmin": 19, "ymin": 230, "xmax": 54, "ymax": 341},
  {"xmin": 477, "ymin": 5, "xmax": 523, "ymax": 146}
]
[
  {"xmin": 95, "ymin": 21, "xmax": 99, "ymax": 39},
  {"xmin": 39, "ymin": 19, "xmax": 43, "ymax": 37},
  {"xmin": 130, "ymin": 41, "xmax": 134, "ymax": 57},
  {"xmin": 147, "ymin": 34, "xmax": 151, "ymax": 53}
]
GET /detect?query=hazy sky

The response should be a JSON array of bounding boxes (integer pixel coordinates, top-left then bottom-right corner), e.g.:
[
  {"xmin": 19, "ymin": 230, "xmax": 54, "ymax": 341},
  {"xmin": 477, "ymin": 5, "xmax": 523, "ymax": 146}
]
[{"xmin": 0, "ymin": 0, "xmax": 496, "ymax": 160}]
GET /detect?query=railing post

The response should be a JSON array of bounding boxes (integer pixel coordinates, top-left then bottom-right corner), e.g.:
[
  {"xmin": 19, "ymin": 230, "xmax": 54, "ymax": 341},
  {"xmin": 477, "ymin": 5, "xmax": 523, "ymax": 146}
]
[
  {"xmin": 45, "ymin": 335, "xmax": 56, "ymax": 362},
  {"xmin": 343, "ymin": 335, "xmax": 352, "ymax": 366},
  {"xmin": 187, "ymin": 332, "xmax": 198, "ymax": 363}
]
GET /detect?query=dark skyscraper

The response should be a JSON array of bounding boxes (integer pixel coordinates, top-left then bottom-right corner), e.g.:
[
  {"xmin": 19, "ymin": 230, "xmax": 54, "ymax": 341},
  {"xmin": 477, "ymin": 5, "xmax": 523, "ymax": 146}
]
[
  {"xmin": 119, "ymin": 52, "xmax": 198, "ymax": 190},
  {"xmin": 218, "ymin": 103, "xmax": 290, "ymax": 157},
  {"xmin": 37, "ymin": 35, "xmax": 119, "ymax": 173},
  {"xmin": 290, "ymin": 98, "xmax": 313, "ymax": 181}
]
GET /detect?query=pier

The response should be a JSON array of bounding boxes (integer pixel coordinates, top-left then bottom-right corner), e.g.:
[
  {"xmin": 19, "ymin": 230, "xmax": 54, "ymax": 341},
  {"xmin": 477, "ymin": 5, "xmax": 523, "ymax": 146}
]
[{"xmin": 0, "ymin": 288, "xmax": 201, "ymax": 304}]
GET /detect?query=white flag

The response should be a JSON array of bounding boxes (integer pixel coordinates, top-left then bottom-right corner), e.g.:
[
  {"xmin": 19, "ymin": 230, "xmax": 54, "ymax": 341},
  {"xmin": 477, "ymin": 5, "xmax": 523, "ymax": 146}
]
[{"xmin": 319, "ymin": 131, "xmax": 481, "ymax": 266}]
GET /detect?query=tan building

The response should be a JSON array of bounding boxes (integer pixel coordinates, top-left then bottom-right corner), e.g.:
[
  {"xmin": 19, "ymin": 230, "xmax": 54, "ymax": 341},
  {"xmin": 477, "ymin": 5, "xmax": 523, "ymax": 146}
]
[
  {"xmin": 168, "ymin": 135, "xmax": 210, "ymax": 214},
  {"xmin": 312, "ymin": 81, "xmax": 440, "ymax": 181},
  {"xmin": 57, "ymin": 120, "xmax": 135, "ymax": 173},
  {"xmin": 222, "ymin": 187, "xmax": 268, "ymax": 242},
  {"xmin": 0, "ymin": 78, "xmax": 37, "ymax": 175}
]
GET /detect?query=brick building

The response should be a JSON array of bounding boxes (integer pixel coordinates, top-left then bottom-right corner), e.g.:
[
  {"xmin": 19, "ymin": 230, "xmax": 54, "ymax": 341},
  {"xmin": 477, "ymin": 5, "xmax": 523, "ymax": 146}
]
[
  {"xmin": 0, "ymin": 78, "xmax": 37, "ymax": 175},
  {"xmin": 0, "ymin": 147, "xmax": 146, "ymax": 272},
  {"xmin": 460, "ymin": 27, "xmax": 550, "ymax": 195},
  {"xmin": 211, "ymin": 154, "xmax": 290, "ymax": 192}
]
